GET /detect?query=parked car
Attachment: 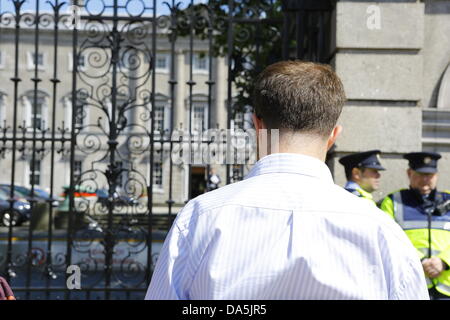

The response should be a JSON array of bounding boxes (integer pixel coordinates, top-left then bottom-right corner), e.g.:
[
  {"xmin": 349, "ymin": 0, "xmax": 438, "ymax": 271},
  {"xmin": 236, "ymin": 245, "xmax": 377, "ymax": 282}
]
[
  {"xmin": 0, "ymin": 188, "xmax": 31, "ymax": 227},
  {"xmin": 0, "ymin": 184, "xmax": 59, "ymax": 207},
  {"xmin": 58, "ymin": 185, "xmax": 98, "ymax": 212},
  {"xmin": 58, "ymin": 185, "xmax": 138, "ymax": 212}
]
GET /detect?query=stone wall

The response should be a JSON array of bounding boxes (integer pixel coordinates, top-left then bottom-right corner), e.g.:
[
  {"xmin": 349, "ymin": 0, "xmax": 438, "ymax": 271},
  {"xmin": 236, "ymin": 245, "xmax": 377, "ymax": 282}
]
[{"xmin": 331, "ymin": 0, "xmax": 450, "ymax": 200}]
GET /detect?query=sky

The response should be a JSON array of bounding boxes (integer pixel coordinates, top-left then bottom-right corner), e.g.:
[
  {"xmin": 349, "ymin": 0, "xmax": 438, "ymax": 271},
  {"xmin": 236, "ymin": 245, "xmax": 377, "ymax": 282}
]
[{"xmin": 0, "ymin": 0, "xmax": 208, "ymax": 16}]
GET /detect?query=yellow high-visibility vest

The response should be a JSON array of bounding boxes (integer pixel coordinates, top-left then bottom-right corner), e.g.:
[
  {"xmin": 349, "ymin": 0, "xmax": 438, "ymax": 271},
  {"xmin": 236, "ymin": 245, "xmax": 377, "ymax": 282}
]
[{"xmin": 380, "ymin": 190, "xmax": 450, "ymax": 296}]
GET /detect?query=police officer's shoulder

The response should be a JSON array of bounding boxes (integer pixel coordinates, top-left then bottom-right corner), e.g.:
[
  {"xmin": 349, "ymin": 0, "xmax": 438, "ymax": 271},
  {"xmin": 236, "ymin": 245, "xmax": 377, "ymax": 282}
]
[
  {"xmin": 383, "ymin": 189, "xmax": 407, "ymax": 200},
  {"xmin": 440, "ymin": 190, "xmax": 450, "ymax": 200}
]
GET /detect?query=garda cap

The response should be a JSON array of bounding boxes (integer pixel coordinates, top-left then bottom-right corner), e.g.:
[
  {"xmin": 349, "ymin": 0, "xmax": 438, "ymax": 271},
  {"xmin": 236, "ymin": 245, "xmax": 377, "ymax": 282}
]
[
  {"xmin": 339, "ymin": 150, "xmax": 385, "ymax": 171},
  {"xmin": 403, "ymin": 152, "xmax": 441, "ymax": 173}
]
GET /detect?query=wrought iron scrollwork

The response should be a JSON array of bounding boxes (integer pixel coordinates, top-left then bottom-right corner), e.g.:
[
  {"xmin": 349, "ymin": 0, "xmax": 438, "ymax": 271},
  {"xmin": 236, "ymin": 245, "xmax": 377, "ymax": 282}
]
[{"xmin": 0, "ymin": 0, "xmax": 336, "ymax": 299}]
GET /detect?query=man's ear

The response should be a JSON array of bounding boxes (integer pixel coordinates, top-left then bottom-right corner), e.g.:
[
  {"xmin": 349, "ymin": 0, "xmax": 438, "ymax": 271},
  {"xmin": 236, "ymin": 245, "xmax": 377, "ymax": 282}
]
[
  {"xmin": 252, "ymin": 113, "xmax": 267, "ymax": 132},
  {"xmin": 352, "ymin": 167, "xmax": 361, "ymax": 181},
  {"xmin": 327, "ymin": 125, "xmax": 343, "ymax": 151},
  {"xmin": 407, "ymin": 168, "xmax": 412, "ymax": 179}
]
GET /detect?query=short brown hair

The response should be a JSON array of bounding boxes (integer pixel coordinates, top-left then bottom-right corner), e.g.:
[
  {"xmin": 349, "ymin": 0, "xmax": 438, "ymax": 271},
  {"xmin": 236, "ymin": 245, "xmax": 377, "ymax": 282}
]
[{"xmin": 252, "ymin": 60, "xmax": 346, "ymax": 136}]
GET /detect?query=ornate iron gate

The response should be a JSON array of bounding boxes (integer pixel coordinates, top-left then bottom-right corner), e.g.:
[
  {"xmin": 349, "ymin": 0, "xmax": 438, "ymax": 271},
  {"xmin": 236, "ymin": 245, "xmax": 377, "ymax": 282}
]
[{"xmin": 0, "ymin": 0, "xmax": 335, "ymax": 299}]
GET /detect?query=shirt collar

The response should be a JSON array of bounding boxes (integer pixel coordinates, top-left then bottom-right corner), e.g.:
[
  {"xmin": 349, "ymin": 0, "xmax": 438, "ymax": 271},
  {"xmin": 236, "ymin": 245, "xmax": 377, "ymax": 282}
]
[
  {"xmin": 345, "ymin": 181, "xmax": 361, "ymax": 190},
  {"xmin": 344, "ymin": 181, "xmax": 373, "ymax": 200},
  {"xmin": 244, "ymin": 153, "xmax": 333, "ymax": 183},
  {"xmin": 409, "ymin": 187, "xmax": 437, "ymax": 204}
]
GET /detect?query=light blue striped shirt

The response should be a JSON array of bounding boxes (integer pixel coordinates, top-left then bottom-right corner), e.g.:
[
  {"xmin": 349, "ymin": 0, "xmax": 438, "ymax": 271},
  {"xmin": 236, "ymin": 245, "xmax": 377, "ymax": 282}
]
[
  {"xmin": 145, "ymin": 153, "xmax": 429, "ymax": 300},
  {"xmin": 344, "ymin": 181, "xmax": 362, "ymax": 191}
]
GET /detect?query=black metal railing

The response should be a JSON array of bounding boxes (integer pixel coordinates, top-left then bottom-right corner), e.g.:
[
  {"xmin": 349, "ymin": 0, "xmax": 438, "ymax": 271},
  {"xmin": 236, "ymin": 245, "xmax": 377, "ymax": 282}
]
[{"xmin": 0, "ymin": 0, "xmax": 335, "ymax": 300}]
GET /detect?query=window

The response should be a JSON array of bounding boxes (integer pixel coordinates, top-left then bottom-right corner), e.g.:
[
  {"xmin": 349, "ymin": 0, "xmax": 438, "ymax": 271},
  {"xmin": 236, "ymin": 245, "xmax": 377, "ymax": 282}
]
[
  {"xmin": 191, "ymin": 103, "xmax": 207, "ymax": 132},
  {"xmin": 193, "ymin": 53, "xmax": 208, "ymax": 72},
  {"xmin": 74, "ymin": 160, "xmax": 82, "ymax": 183},
  {"xmin": 29, "ymin": 160, "xmax": 41, "ymax": 186},
  {"xmin": 62, "ymin": 92, "xmax": 89, "ymax": 129},
  {"xmin": 77, "ymin": 54, "xmax": 85, "ymax": 68},
  {"xmin": 33, "ymin": 53, "xmax": 44, "ymax": 67},
  {"xmin": 69, "ymin": 53, "xmax": 86, "ymax": 71},
  {"xmin": 28, "ymin": 52, "xmax": 44, "ymax": 70},
  {"xmin": 154, "ymin": 104, "xmax": 165, "ymax": 133},
  {"xmin": 155, "ymin": 53, "xmax": 169, "ymax": 72},
  {"xmin": 153, "ymin": 151, "xmax": 163, "ymax": 188},
  {"xmin": 33, "ymin": 99, "xmax": 43, "ymax": 129},
  {"xmin": 25, "ymin": 93, "xmax": 47, "ymax": 130},
  {"xmin": 150, "ymin": 94, "xmax": 170, "ymax": 135},
  {"xmin": 75, "ymin": 101, "xmax": 87, "ymax": 128},
  {"xmin": 187, "ymin": 95, "xmax": 208, "ymax": 133},
  {"xmin": 24, "ymin": 91, "xmax": 48, "ymax": 131}
]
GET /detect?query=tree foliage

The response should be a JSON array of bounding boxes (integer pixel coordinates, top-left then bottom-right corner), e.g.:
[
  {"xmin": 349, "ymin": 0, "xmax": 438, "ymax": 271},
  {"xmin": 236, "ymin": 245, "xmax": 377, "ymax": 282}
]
[{"xmin": 163, "ymin": 0, "xmax": 284, "ymax": 117}]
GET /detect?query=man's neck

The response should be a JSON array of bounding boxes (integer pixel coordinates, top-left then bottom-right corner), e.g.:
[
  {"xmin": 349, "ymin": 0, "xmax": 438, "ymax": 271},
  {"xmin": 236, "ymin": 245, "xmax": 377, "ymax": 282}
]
[
  {"xmin": 260, "ymin": 131, "xmax": 328, "ymax": 161},
  {"xmin": 410, "ymin": 187, "xmax": 436, "ymax": 202}
]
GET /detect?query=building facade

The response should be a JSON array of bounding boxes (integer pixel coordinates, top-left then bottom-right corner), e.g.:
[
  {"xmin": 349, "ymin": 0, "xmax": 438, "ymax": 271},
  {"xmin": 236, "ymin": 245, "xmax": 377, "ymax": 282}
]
[{"xmin": 0, "ymin": 13, "xmax": 244, "ymax": 218}]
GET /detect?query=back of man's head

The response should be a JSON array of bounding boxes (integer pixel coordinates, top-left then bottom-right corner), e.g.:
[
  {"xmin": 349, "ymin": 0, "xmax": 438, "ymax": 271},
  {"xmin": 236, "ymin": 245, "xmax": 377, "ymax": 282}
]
[{"xmin": 252, "ymin": 60, "xmax": 346, "ymax": 137}]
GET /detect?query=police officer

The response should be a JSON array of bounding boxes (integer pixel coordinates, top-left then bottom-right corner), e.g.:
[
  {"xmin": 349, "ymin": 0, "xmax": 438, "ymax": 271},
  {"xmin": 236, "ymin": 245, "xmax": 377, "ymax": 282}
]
[
  {"xmin": 339, "ymin": 150, "xmax": 385, "ymax": 205},
  {"xmin": 380, "ymin": 152, "xmax": 450, "ymax": 299},
  {"xmin": 206, "ymin": 168, "xmax": 221, "ymax": 191}
]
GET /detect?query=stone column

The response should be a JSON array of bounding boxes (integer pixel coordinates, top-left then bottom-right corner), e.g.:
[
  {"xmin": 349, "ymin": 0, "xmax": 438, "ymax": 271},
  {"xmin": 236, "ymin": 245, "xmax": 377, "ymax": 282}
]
[
  {"xmin": 332, "ymin": 1, "xmax": 425, "ymax": 200},
  {"xmin": 213, "ymin": 56, "xmax": 230, "ymax": 185},
  {"xmin": 174, "ymin": 49, "xmax": 185, "ymax": 131},
  {"xmin": 214, "ymin": 56, "xmax": 227, "ymax": 130}
]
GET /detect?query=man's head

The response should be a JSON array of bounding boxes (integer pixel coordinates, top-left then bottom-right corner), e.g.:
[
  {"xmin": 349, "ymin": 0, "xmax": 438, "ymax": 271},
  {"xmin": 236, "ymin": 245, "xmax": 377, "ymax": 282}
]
[
  {"xmin": 339, "ymin": 150, "xmax": 385, "ymax": 193},
  {"xmin": 404, "ymin": 152, "xmax": 441, "ymax": 195},
  {"xmin": 252, "ymin": 60, "xmax": 346, "ymax": 158}
]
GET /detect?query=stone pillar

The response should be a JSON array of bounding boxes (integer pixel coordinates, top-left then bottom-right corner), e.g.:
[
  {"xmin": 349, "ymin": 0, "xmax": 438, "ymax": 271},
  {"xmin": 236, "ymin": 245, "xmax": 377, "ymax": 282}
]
[
  {"xmin": 213, "ymin": 56, "xmax": 229, "ymax": 185},
  {"xmin": 215, "ymin": 56, "xmax": 227, "ymax": 130},
  {"xmin": 331, "ymin": 1, "xmax": 425, "ymax": 200},
  {"xmin": 174, "ymin": 49, "xmax": 185, "ymax": 130}
]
